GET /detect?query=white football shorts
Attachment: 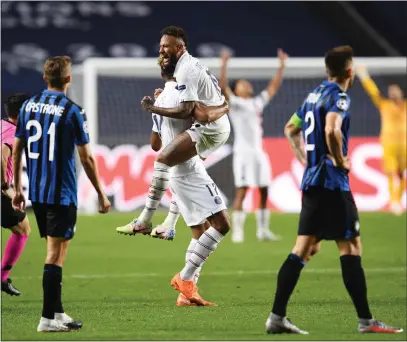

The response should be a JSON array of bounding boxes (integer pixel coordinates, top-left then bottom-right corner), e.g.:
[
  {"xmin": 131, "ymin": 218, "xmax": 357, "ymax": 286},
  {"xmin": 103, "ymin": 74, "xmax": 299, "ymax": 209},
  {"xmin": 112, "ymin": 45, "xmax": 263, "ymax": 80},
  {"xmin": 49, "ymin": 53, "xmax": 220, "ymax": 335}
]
[
  {"xmin": 169, "ymin": 173, "xmax": 227, "ymax": 226},
  {"xmin": 233, "ymin": 151, "xmax": 272, "ymax": 188},
  {"xmin": 186, "ymin": 115, "xmax": 231, "ymax": 159}
]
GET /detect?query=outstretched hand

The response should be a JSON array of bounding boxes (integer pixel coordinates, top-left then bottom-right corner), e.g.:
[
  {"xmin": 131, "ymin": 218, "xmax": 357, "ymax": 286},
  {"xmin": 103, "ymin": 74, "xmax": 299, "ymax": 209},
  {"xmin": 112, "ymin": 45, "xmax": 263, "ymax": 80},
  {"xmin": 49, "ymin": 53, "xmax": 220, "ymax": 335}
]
[
  {"xmin": 141, "ymin": 96, "xmax": 154, "ymax": 112},
  {"xmin": 277, "ymin": 48, "xmax": 288, "ymax": 67}
]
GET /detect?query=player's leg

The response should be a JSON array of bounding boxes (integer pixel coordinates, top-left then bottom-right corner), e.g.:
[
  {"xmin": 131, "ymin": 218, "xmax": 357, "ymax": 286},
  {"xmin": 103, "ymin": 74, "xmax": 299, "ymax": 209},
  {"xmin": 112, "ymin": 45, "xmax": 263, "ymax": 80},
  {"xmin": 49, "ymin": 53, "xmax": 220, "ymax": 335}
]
[
  {"xmin": 337, "ymin": 237, "xmax": 403, "ymax": 333},
  {"xmin": 231, "ymin": 153, "xmax": 248, "ymax": 243},
  {"xmin": 255, "ymin": 153, "xmax": 279, "ymax": 241},
  {"xmin": 334, "ymin": 190, "xmax": 403, "ymax": 334},
  {"xmin": 1, "ymin": 193, "xmax": 30, "ymax": 296},
  {"xmin": 266, "ymin": 188, "xmax": 324, "ymax": 334},
  {"xmin": 177, "ymin": 222, "xmax": 208, "ymax": 307},
  {"xmin": 265, "ymin": 235, "xmax": 319, "ymax": 335},
  {"xmin": 170, "ymin": 175, "xmax": 228, "ymax": 305},
  {"xmin": 383, "ymin": 145, "xmax": 402, "ymax": 215},
  {"xmin": 33, "ymin": 203, "xmax": 81, "ymax": 332},
  {"xmin": 117, "ymin": 132, "xmax": 196, "ymax": 235},
  {"xmin": 232, "ymin": 187, "xmax": 247, "ymax": 243},
  {"xmin": 151, "ymin": 195, "xmax": 180, "ymax": 241},
  {"xmin": 396, "ymin": 145, "xmax": 406, "ymax": 210}
]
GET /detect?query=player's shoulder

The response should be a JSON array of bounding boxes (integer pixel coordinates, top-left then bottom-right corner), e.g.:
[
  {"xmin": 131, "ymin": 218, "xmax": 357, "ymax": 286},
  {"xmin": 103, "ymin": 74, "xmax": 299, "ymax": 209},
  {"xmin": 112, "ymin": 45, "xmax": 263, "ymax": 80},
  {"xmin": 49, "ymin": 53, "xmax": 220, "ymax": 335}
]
[{"xmin": 64, "ymin": 96, "xmax": 86, "ymax": 115}]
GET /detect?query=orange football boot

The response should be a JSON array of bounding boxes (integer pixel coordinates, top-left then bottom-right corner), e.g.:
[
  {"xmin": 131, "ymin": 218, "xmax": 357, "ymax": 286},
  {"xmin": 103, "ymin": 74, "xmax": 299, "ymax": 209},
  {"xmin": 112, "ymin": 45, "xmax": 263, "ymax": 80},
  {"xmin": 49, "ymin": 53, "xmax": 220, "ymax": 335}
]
[{"xmin": 171, "ymin": 273, "xmax": 216, "ymax": 306}]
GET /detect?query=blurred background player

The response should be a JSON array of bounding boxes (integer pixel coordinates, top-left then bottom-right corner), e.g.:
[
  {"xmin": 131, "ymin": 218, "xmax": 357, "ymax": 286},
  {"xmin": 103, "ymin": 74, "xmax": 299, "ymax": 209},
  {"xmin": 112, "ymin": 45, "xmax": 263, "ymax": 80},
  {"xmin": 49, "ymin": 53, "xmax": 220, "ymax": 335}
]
[
  {"xmin": 265, "ymin": 46, "xmax": 403, "ymax": 335},
  {"xmin": 1, "ymin": 93, "xmax": 31, "ymax": 296},
  {"xmin": 356, "ymin": 66, "xmax": 406, "ymax": 215},
  {"xmin": 12, "ymin": 56, "xmax": 111, "ymax": 332},
  {"xmin": 219, "ymin": 49, "xmax": 287, "ymax": 243}
]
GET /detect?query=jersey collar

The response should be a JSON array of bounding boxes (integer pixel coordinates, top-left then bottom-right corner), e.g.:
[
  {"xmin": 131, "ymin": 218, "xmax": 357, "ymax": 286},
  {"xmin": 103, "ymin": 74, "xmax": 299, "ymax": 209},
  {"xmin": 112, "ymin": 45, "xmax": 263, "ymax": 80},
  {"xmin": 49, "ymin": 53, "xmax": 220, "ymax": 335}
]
[
  {"xmin": 164, "ymin": 81, "xmax": 177, "ymax": 89},
  {"xmin": 322, "ymin": 80, "xmax": 346, "ymax": 92},
  {"xmin": 43, "ymin": 89, "xmax": 65, "ymax": 95}
]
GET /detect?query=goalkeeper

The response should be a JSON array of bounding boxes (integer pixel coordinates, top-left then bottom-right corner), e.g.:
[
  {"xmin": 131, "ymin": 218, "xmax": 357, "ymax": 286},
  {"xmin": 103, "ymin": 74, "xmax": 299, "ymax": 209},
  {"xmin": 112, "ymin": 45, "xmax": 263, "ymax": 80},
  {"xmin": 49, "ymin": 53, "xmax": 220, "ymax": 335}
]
[{"xmin": 356, "ymin": 66, "xmax": 406, "ymax": 215}]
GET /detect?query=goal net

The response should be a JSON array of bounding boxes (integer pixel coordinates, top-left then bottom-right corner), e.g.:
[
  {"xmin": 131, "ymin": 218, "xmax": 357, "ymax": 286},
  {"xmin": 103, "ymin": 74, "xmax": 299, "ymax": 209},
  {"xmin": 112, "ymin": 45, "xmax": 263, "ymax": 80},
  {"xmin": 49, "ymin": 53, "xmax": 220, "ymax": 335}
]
[{"xmin": 70, "ymin": 57, "xmax": 406, "ymax": 214}]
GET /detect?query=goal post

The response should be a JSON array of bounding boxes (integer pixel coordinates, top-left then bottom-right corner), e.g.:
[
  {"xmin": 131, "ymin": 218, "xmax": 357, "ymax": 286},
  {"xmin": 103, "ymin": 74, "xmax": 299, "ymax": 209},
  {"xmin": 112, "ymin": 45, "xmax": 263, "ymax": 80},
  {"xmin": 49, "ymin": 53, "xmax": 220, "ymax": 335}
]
[{"xmin": 70, "ymin": 57, "xmax": 407, "ymax": 214}]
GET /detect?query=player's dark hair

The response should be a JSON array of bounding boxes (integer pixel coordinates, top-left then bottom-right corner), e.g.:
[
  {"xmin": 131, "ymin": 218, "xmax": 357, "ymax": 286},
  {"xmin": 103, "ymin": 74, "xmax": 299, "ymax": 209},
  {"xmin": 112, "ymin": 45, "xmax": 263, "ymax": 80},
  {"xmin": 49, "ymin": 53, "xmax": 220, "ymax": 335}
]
[
  {"xmin": 44, "ymin": 55, "xmax": 71, "ymax": 88},
  {"xmin": 4, "ymin": 93, "xmax": 31, "ymax": 119},
  {"xmin": 325, "ymin": 46, "xmax": 353, "ymax": 80},
  {"xmin": 160, "ymin": 26, "xmax": 188, "ymax": 48},
  {"xmin": 230, "ymin": 80, "xmax": 238, "ymax": 95}
]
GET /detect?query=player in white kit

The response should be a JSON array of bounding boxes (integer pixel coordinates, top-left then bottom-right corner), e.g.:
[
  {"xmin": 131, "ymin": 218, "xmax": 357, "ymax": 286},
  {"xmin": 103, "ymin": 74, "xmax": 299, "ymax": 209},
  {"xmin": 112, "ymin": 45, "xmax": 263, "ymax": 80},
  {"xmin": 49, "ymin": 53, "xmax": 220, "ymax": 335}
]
[
  {"xmin": 117, "ymin": 26, "xmax": 230, "ymax": 238},
  {"xmin": 119, "ymin": 57, "xmax": 231, "ymax": 306},
  {"xmin": 219, "ymin": 49, "xmax": 287, "ymax": 243}
]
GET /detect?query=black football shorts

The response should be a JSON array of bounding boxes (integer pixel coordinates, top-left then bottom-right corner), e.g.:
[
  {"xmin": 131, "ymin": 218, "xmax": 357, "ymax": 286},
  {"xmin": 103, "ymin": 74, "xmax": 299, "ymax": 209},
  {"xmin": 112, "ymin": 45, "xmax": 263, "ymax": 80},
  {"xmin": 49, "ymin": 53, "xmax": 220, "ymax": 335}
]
[
  {"xmin": 1, "ymin": 193, "xmax": 27, "ymax": 229},
  {"xmin": 32, "ymin": 202, "xmax": 77, "ymax": 240},
  {"xmin": 298, "ymin": 187, "xmax": 360, "ymax": 241}
]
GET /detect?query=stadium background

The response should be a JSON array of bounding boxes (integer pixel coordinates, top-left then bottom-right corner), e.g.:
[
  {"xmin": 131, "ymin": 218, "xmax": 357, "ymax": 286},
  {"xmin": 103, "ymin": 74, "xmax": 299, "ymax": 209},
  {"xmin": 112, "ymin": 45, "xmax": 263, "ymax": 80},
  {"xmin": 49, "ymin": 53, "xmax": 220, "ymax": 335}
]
[{"xmin": 2, "ymin": 1, "xmax": 407, "ymax": 213}]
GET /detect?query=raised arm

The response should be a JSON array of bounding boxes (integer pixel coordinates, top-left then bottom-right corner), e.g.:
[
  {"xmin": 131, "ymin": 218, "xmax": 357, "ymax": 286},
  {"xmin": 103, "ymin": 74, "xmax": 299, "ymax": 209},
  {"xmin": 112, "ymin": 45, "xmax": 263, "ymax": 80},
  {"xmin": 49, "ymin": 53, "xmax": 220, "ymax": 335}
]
[
  {"xmin": 219, "ymin": 50, "xmax": 233, "ymax": 101},
  {"xmin": 265, "ymin": 49, "xmax": 287, "ymax": 99},
  {"xmin": 284, "ymin": 113, "xmax": 306, "ymax": 166},
  {"xmin": 356, "ymin": 65, "xmax": 383, "ymax": 109}
]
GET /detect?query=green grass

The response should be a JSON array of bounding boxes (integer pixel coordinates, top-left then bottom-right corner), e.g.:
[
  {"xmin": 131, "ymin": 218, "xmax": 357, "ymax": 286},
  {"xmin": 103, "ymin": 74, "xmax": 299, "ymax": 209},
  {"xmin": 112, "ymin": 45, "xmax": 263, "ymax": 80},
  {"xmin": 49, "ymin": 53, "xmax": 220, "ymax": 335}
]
[{"xmin": 1, "ymin": 211, "xmax": 406, "ymax": 340}]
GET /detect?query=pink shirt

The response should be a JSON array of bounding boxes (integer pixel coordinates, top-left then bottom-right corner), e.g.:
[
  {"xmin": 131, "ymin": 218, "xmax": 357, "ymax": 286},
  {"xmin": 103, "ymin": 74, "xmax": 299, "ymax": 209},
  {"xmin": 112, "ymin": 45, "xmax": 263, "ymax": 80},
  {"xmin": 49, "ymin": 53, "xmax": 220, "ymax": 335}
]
[{"xmin": 1, "ymin": 119, "xmax": 16, "ymax": 185}]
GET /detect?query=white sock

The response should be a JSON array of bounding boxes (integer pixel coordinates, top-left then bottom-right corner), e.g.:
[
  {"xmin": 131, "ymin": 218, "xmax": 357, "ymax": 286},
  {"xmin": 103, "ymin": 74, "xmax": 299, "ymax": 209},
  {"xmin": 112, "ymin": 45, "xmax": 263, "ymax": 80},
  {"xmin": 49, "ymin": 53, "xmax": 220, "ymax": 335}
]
[
  {"xmin": 184, "ymin": 238, "xmax": 202, "ymax": 284},
  {"xmin": 232, "ymin": 211, "xmax": 246, "ymax": 233},
  {"xmin": 180, "ymin": 227, "xmax": 224, "ymax": 281},
  {"xmin": 255, "ymin": 209, "xmax": 270, "ymax": 233},
  {"xmin": 138, "ymin": 162, "xmax": 170, "ymax": 223},
  {"xmin": 162, "ymin": 200, "xmax": 180, "ymax": 228}
]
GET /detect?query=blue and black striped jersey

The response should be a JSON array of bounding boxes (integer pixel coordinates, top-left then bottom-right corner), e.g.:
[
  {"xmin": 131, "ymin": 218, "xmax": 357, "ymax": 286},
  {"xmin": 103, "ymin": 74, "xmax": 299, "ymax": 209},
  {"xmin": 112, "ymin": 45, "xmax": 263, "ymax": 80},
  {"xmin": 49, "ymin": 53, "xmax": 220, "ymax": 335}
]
[
  {"xmin": 15, "ymin": 89, "xmax": 89, "ymax": 206},
  {"xmin": 296, "ymin": 81, "xmax": 351, "ymax": 191}
]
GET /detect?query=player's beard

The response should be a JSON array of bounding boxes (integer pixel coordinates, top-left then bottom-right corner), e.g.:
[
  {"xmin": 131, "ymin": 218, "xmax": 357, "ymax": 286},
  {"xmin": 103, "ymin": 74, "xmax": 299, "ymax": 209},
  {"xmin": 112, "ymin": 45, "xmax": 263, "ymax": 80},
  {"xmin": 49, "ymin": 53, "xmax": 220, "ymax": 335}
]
[
  {"xmin": 160, "ymin": 53, "xmax": 179, "ymax": 70},
  {"xmin": 348, "ymin": 75, "xmax": 355, "ymax": 88}
]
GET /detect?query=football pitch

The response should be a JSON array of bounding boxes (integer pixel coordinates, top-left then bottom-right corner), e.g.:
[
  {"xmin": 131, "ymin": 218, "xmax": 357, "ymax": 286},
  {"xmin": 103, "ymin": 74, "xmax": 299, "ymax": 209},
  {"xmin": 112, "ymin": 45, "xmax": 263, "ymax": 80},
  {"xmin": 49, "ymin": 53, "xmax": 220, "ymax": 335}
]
[{"xmin": 1, "ymin": 211, "xmax": 406, "ymax": 341}]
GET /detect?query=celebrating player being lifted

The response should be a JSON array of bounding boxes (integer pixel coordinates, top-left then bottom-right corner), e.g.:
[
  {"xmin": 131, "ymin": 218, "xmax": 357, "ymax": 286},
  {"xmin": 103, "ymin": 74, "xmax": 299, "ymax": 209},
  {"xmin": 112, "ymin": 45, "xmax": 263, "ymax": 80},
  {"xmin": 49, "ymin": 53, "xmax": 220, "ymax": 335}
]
[
  {"xmin": 265, "ymin": 46, "xmax": 403, "ymax": 334},
  {"xmin": 220, "ymin": 49, "xmax": 287, "ymax": 243},
  {"xmin": 117, "ymin": 26, "xmax": 230, "ymax": 235},
  {"xmin": 13, "ymin": 56, "xmax": 111, "ymax": 332},
  {"xmin": 145, "ymin": 59, "xmax": 230, "ymax": 305}
]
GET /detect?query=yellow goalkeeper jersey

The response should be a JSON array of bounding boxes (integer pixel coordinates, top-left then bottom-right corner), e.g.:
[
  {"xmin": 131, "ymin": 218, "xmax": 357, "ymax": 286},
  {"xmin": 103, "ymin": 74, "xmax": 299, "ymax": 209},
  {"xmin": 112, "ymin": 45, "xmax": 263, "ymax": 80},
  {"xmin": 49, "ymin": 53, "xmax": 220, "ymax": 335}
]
[{"xmin": 361, "ymin": 77, "xmax": 406, "ymax": 145}]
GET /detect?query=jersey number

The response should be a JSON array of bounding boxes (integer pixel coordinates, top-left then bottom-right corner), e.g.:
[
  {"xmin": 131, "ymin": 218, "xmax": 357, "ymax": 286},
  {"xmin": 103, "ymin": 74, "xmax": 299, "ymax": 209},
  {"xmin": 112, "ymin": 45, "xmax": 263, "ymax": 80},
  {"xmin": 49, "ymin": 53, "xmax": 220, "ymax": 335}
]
[
  {"xmin": 304, "ymin": 111, "xmax": 315, "ymax": 151},
  {"xmin": 206, "ymin": 69, "xmax": 222, "ymax": 98},
  {"xmin": 26, "ymin": 120, "xmax": 56, "ymax": 161}
]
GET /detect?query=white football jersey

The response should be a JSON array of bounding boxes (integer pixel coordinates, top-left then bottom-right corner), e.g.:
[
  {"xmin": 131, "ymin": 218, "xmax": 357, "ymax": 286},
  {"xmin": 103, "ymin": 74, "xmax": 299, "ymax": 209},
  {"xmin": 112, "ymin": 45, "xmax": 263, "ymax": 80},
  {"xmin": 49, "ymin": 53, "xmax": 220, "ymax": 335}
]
[
  {"xmin": 174, "ymin": 52, "xmax": 225, "ymax": 106},
  {"xmin": 228, "ymin": 90, "xmax": 270, "ymax": 154},
  {"xmin": 152, "ymin": 81, "xmax": 206, "ymax": 177}
]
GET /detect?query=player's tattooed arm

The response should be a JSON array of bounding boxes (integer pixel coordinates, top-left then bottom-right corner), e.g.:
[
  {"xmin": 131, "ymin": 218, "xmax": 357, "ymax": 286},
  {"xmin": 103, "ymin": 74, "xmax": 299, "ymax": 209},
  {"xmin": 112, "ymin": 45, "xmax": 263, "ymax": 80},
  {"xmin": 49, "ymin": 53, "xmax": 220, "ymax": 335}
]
[
  {"xmin": 141, "ymin": 96, "xmax": 194, "ymax": 119},
  {"xmin": 284, "ymin": 115, "xmax": 306, "ymax": 166},
  {"xmin": 12, "ymin": 137, "xmax": 26, "ymax": 211},
  {"xmin": 193, "ymin": 102, "xmax": 229, "ymax": 122},
  {"xmin": 150, "ymin": 132, "xmax": 162, "ymax": 152},
  {"xmin": 265, "ymin": 49, "xmax": 288, "ymax": 99},
  {"xmin": 325, "ymin": 112, "xmax": 350, "ymax": 170},
  {"xmin": 219, "ymin": 50, "xmax": 232, "ymax": 101}
]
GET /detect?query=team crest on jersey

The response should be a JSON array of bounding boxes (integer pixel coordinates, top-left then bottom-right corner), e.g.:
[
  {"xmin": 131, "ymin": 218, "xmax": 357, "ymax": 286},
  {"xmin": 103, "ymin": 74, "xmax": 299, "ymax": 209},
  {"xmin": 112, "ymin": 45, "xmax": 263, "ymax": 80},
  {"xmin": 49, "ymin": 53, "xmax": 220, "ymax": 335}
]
[
  {"xmin": 336, "ymin": 98, "xmax": 349, "ymax": 111},
  {"xmin": 83, "ymin": 121, "xmax": 89, "ymax": 134},
  {"xmin": 214, "ymin": 196, "xmax": 222, "ymax": 204},
  {"xmin": 176, "ymin": 85, "xmax": 186, "ymax": 91}
]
